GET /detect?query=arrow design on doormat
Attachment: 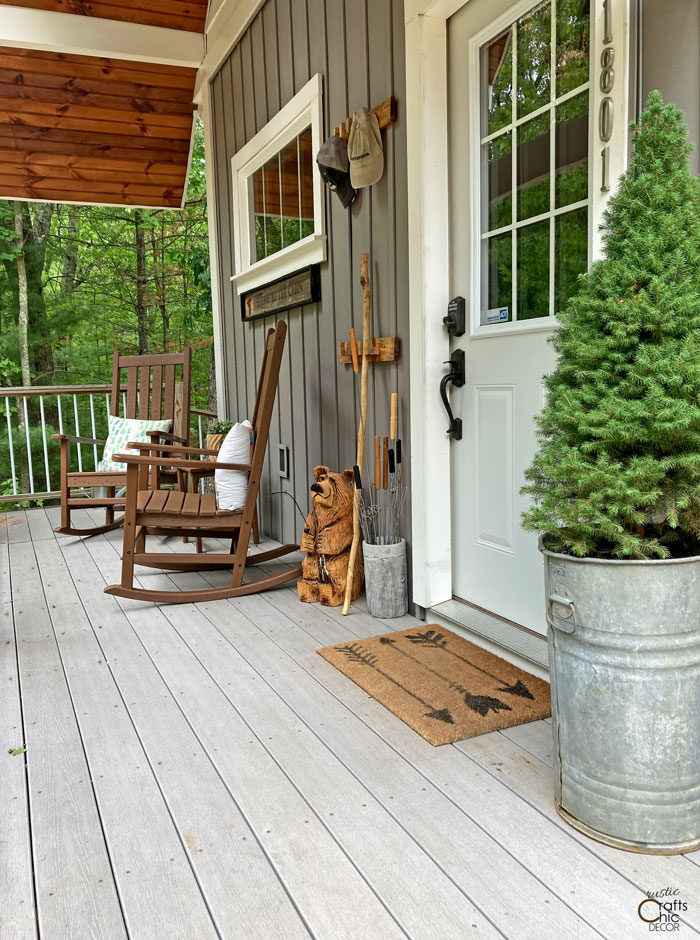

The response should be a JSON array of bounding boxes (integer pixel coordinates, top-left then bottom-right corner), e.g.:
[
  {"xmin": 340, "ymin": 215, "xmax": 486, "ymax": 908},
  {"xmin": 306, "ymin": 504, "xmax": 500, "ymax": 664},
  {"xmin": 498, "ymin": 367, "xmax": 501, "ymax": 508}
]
[
  {"xmin": 336, "ymin": 643, "xmax": 455, "ymax": 724},
  {"xmin": 379, "ymin": 635, "xmax": 512, "ymax": 717},
  {"xmin": 404, "ymin": 630, "xmax": 535, "ymax": 700}
]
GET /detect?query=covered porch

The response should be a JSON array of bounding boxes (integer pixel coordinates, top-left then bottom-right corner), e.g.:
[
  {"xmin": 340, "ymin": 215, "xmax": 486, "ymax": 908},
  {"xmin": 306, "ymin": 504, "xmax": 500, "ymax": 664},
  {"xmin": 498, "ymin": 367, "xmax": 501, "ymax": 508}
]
[{"xmin": 3, "ymin": 507, "xmax": 700, "ymax": 939}]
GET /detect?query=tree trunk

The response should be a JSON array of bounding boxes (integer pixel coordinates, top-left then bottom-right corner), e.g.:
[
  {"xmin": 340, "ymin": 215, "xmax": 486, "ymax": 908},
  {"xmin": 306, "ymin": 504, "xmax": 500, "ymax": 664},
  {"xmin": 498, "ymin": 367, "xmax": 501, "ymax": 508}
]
[
  {"xmin": 134, "ymin": 209, "xmax": 149, "ymax": 354},
  {"xmin": 14, "ymin": 201, "xmax": 31, "ymax": 493},
  {"xmin": 60, "ymin": 207, "xmax": 80, "ymax": 295}
]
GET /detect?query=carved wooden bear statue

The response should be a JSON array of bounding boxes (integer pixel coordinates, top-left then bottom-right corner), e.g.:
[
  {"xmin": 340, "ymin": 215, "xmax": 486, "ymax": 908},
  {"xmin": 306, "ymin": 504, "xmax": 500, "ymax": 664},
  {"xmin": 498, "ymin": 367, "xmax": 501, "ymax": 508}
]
[{"xmin": 297, "ymin": 465, "xmax": 364, "ymax": 607}]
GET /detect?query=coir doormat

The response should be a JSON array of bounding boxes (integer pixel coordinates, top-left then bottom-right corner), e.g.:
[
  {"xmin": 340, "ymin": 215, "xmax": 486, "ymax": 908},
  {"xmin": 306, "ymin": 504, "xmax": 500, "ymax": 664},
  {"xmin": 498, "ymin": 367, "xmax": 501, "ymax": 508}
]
[{"xmin": 318, "ymin": 626, "xmax": 551, "ymax": 746}]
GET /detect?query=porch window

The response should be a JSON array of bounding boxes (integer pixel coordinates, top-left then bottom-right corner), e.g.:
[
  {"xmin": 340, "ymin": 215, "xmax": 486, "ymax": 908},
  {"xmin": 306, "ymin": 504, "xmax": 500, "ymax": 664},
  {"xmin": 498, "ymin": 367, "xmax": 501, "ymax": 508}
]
[
  {"xmin": 479, "ymin": 0, "xmax": 590, "ymax": 327},
  {"xmin": 230, "ymin": 74, "xmax": 326, "ymax": 294}
]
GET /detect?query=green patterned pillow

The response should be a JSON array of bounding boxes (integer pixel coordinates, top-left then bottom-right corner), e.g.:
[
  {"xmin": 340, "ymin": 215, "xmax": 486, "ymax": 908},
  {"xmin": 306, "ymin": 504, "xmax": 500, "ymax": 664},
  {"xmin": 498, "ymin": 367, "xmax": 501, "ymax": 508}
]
[{"xmin": 99, "ymin": 414, "xmax": 172, "ymax": 472}]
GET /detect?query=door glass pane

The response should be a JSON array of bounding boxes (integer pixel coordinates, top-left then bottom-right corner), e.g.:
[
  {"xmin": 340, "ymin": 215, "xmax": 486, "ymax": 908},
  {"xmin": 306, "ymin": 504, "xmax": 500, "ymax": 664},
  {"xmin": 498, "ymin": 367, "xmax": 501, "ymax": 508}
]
[
  {"xmin": 555, "ymin": 91, "xmax": 588, "ymax": 208},
  {"xmin": 516, "ymin": 0, "xmax": 551, "ymax": 120},
  {"xmin": 517, "ymin": 113, "xmax": 550, "ymax": 221},
  {"xmin": 555, "ymin": 207, "xmax": 587, "ymax": 311},
  {"xmin": 482, "ymin": 232, "xmax": 513, "ymax": 325},
  {"xmin": 482, "ymin": 28, "xmax": 513, "ymax": 136},
  {"xmin": 483, "ymin": 132, "xmax": 512, "ymax": 231},
  {"xmin": 556, "ymin": 0, "xmax": 590, "ymax": 96},
  {"xmin": 517, "ymin": 219, "xmax": 550, "ymax": 319}
]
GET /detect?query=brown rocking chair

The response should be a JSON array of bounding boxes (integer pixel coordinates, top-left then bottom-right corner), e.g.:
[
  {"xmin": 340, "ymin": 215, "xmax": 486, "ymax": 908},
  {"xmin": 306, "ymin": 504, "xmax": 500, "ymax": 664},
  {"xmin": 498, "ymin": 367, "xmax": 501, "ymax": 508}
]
[
  {"xmin": 52, "ymin": 348, "xmax": 192, "ymax": 537},
  {"xmin": 104, "ymin": 322, "xmax": 302, "ymax": 604}
]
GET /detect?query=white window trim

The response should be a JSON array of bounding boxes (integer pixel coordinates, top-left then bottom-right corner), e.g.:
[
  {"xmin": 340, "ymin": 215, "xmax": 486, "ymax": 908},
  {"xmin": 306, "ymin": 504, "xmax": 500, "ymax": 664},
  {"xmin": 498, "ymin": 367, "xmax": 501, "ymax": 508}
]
[
  {"xmin": 467, "ymin": 0, "xmax": 593, "ymax": 338},
  {"xmin": 230, "ymin": 73, "xmax": 326, "ymax": 295}
]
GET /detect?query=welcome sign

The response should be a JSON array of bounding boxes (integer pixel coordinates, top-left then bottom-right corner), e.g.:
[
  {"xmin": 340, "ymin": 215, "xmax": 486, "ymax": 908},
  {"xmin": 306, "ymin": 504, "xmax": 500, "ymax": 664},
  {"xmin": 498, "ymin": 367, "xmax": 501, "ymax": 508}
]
[{"xmin": 241, "ymin": 265, "xmax": 321, "ymax": 322}]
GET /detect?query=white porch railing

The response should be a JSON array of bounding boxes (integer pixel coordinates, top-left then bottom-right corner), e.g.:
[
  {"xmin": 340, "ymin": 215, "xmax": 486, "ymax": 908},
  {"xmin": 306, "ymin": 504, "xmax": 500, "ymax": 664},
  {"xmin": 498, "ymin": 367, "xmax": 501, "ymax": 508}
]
[{"xmin": 0, "ymin": 384, "xmax": 215, "ymax": 504}]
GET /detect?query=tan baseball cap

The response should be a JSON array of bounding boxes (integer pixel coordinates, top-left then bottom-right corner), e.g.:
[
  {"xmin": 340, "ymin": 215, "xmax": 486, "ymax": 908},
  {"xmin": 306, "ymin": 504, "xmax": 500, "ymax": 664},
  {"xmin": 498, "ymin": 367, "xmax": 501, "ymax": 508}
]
[{"xmin": 348, "ymin": 107, "xmax": 384, "ymax": 188}]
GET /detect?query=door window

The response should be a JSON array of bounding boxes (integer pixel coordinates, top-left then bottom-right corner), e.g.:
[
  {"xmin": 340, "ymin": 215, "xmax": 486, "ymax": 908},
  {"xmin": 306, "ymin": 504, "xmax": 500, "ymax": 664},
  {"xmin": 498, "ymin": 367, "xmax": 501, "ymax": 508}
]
[{"xmin": 479, "ymin": 0, "xmax": 590, "ymax": 327}]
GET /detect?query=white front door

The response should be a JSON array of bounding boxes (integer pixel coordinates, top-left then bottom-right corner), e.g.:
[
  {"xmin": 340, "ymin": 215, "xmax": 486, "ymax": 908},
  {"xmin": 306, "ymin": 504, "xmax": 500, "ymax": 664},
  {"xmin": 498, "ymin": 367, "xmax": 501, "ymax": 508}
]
[{"xmin": 447, "ymin": 0, "xmax": 591, "ymax": 635}]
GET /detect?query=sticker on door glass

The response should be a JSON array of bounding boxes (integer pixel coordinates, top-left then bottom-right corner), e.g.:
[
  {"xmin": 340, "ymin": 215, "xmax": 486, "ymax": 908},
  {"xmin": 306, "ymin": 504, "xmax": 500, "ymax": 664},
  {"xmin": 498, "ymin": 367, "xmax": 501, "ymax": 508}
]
[{"xmin": 486, "ymin": 306, "xmax": 509, "ymax": 323}]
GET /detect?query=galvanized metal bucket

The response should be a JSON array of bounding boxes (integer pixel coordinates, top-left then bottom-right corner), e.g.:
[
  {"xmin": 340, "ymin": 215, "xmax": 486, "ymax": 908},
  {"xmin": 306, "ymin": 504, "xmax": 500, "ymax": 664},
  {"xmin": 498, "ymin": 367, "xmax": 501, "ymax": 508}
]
[
  {"xmin": 543, "ymin": 547, "xmax": 700, "ymax": 854},
  {"xmin": 363, "ymin": 539, "xmax": 408, "ymax": 619}
]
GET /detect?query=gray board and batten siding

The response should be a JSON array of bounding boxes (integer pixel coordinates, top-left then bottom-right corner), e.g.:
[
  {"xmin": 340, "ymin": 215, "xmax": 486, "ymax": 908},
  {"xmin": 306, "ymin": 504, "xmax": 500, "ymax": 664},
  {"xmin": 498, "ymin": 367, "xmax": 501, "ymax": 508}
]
[{"xmin": 209, "ymin": 0, "xmax": 410, "ymax": 551}]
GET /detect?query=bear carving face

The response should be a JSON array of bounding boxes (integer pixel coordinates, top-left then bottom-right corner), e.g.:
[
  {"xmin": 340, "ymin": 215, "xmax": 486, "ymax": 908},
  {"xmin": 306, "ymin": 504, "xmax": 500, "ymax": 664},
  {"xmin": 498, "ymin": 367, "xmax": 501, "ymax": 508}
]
[{"xmin": 310, "ymin": 466, "xmax": 354, "ymax": 521}]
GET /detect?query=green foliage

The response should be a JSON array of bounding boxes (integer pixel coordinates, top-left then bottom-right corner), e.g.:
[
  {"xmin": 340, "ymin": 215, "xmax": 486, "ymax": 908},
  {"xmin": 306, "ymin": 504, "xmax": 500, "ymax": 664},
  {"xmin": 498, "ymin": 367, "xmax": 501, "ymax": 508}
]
[
  {"xmin": 522, "ymin": 92, "xmax": 700, "ymax": 559},
  {"xmin": 208, "ymin": 419, "xmax": 234, "ymax": 434}
]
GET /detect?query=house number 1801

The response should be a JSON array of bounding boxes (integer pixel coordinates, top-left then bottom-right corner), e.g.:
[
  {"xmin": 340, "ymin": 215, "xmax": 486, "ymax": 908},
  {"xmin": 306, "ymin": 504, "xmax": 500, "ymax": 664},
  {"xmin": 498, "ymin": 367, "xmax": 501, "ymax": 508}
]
[{"xmin": 600, "ymin": 0, "xmax": 614, "ymax": 192}]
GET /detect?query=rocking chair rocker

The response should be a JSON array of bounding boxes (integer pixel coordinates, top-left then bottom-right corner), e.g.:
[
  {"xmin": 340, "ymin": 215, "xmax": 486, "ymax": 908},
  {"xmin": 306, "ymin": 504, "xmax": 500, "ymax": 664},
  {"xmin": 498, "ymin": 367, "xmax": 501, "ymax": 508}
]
[
  {"xmin": 52, "ymin": 347, "xmax": 192, "ymax": 537},
  {"xmin": 104, "ymin": 321, "xmax": 302, "ymax": 604}
]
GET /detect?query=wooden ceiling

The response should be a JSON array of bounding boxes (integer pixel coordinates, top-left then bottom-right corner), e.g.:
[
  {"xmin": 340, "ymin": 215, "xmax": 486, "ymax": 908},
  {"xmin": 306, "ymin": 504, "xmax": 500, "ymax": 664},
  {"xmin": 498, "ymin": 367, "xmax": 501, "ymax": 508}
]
[
  {"xmin": 0, "ymin": 0, "xmax": 209, "ymax": 33},
  {"xmin": 0, "ymin": 45, "xmax": 198, "ymax": 207}
]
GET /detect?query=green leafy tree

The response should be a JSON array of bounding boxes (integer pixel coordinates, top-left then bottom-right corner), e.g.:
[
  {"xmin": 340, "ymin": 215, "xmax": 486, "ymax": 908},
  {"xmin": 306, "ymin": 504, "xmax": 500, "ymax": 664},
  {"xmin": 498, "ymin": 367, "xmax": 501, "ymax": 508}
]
[{"xmin": 522, "ymin": 92, "xmax": 700, "ymax": 559}]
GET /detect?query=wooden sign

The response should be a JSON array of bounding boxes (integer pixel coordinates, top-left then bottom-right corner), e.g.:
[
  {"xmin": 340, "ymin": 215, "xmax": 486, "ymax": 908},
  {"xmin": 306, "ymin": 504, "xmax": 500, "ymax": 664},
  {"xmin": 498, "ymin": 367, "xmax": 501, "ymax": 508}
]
[{"xmin": 241, "ymin": 266, "xmax": 321, "ymax": 322}]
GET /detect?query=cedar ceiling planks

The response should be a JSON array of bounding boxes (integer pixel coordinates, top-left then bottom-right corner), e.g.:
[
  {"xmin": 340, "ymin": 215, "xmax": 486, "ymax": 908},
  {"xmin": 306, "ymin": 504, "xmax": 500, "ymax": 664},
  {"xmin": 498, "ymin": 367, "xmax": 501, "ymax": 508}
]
[
  {"xmin": 0, "ymin": 45, "xmax": 197, "ymax": 207},
  {"xmin": 0, "ymin": 0, "xmax": 209, "ymax": 33}
]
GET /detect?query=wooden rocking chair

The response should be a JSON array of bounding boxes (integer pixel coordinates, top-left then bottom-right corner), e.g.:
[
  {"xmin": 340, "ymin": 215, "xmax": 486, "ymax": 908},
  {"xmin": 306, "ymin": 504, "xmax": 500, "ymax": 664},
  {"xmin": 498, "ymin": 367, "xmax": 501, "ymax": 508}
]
[
  {"xmin": 52, "ymin": 347, "xmax": 192, "ymax": 537},
  {"xmin": 104, "ymin": 322, "xmax": 302, "ymax": 604}
]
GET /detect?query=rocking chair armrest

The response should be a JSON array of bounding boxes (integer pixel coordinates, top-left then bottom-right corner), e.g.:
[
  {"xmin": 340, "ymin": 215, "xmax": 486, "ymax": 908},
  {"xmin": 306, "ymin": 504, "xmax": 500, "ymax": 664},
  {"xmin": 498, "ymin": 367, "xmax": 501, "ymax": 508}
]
[
  {"xmin": 126, "ymin": 441, "xmax": 220, "ymax": 457},
  {"xmin": 113, "ymin": 453, "xmax": 252, "ymax": 472},
  {"xmin": 146, "ymin": 429, "xmax": 188, "ymax": 445},
  {"xmin": 51, "ymin": 433, "xmax": 106, "ymax": 446}
]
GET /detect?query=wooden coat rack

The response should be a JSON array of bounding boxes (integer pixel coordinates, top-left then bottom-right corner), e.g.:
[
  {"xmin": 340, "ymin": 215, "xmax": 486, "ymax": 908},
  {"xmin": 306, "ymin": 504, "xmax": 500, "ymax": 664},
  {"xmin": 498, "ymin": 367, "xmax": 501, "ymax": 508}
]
[{"xmin": 332, "ymin": 96, "xmax": 397, "ymax": 139}]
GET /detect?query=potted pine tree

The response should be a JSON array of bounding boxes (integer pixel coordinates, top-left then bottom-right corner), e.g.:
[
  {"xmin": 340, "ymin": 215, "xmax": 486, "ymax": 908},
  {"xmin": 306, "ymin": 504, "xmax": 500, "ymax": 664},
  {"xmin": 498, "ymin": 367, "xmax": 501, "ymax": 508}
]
[{"xmin": 522, "ymin": 92, "xmax": 700, "ymax": 854}]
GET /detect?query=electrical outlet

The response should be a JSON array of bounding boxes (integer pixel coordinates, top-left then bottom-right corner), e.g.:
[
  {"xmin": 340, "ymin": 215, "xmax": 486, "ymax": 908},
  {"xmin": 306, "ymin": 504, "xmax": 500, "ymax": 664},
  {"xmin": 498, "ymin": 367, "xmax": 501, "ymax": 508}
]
[{"xmin": 278, "ymin": 444, "xmax": 289, "ymax": 479}]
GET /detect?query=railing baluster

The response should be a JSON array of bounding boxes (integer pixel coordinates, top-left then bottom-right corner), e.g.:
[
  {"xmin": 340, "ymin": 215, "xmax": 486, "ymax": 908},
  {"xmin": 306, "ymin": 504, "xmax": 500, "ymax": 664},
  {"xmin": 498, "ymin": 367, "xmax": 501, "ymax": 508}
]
[
  {"xmin": 39, "ymin": 395, "xmax": 51, "ymax": 492},
  {"xmin": 89, "ymin": 393, "xmax": 98, "ymax": 469},
  {"xmin": 5, "ymin": 397, "xmax": 17, "ymax": 495},
  {"xmin": 57, "ymin": 394, "xmax": 63, "ymax": 433},
  {"xmin": 105, "ymin": 393, "xmax": 110, "ymax": 423},
  {"xmin": 73, "ymin": 394, "xmax": 83, "ymax": 472},
  {"xmin": 122, "ymin": 392, "xmax": 126, "ymax": 416},
  {"xmin": 198, "ymin": 415, "xmax": 203, "ymax": 448},
  {"xmin": 23, "ymin": 397, "xmax": 34, "ymax": 495}
]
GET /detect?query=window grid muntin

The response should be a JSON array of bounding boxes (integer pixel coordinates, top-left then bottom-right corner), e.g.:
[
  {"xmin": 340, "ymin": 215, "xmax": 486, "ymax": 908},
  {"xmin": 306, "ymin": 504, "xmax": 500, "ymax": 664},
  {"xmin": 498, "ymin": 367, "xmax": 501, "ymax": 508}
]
[{"xmin": 480, "ymin": 0, "xmax": 590, "ymax": 322}]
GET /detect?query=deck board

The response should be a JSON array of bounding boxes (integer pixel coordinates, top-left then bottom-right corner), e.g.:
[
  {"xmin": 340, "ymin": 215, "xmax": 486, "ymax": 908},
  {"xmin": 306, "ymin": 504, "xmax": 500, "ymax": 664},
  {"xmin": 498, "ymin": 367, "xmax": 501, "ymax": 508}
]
[
  {"xmin": 4, "ymin": 507, "xmax": 700, "ymax": 940},
  {"xmin": 0, "ymin": 542, "xmax": 37, "ymax": 940}
]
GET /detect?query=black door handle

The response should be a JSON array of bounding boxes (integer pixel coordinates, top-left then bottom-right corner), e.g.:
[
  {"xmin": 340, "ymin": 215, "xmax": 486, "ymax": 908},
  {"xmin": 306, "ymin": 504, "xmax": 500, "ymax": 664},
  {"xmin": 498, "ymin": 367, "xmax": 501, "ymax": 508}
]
[{"xmin": 440, "ymin": 349, "xmax": 465, "ymax": 440}]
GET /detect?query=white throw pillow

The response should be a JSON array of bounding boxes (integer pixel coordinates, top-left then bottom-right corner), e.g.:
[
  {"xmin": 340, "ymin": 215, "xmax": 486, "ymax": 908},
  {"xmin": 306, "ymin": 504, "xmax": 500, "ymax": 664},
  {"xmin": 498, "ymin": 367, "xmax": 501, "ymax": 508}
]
[
  {"xmin": 99, "ymin": 414, "xmax": 172, "ymax": 472},
  {"xmin": 215, "ymin": 421, "xmax": 253, "ymax": 511}
]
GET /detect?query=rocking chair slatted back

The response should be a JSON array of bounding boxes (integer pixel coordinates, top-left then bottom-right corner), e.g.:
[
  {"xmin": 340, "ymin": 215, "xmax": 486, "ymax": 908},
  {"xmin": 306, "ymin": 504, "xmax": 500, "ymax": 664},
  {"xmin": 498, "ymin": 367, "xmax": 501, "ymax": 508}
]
[{"xmin": 110, "ymin": 348, "xmax": 192, "ymax": 430}]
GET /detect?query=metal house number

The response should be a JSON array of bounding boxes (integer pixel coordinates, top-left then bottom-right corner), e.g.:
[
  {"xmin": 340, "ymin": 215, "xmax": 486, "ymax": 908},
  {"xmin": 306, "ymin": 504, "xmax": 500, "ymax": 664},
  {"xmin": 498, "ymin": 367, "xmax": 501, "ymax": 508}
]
[{"xmin": 600, "ymin": 0, "xmax": 615, "ymax": 192}]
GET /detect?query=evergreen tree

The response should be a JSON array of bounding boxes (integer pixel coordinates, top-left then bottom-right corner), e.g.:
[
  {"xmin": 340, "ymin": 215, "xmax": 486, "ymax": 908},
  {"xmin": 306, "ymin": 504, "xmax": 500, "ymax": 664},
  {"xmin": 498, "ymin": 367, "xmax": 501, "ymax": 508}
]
[{"xmin": 522, "ymin": 92, "xmax": 700, "ymax": 559}]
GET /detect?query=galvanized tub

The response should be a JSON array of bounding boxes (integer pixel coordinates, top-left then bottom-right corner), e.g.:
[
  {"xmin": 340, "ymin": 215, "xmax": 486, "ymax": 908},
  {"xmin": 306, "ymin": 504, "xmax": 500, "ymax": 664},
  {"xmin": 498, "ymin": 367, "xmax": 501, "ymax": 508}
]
[
  {"xmin": 363, "ymin": 538, "xmax": 408, "ymax": 618},
  {"xmin": 543, "ymin": 547, "xmax": 700, "ymax": 854}
]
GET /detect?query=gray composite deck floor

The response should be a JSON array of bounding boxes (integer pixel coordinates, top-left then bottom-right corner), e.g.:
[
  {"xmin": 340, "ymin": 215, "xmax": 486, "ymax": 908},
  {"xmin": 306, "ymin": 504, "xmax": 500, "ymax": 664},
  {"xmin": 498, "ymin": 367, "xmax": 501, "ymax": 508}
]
[{"xmin": 2, "ymin": 507, "xmax": 700, "ymax": 940}]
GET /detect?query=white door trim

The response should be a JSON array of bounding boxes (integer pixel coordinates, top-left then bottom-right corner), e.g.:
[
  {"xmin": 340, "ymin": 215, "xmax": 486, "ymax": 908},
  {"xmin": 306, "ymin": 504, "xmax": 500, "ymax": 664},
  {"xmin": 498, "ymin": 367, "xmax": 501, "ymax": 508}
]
[{"xmin": 404, "ymin": 0, "xmax": 630, "ymax": 611}]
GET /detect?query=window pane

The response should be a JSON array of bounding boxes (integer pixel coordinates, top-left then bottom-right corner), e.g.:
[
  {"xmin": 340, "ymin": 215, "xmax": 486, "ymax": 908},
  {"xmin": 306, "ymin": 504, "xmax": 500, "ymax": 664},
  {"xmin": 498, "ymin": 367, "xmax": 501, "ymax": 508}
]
[
  {"xmin": 517, "ymin": 219, "xmax": 550, "ymax": 319},
  {"xmin": 517, "ymin": 0, "xmax": 551, "ymax": 120},
  {"xmin": 251, "ymin": 167, "xmax": 266, "ymax": 262},
  {"xmin": 555, "ymin": 91, "xmax": 589, "ymax": 208},
  {"xmin": 482, "ymin": 28, "xmax": 513, "ymax": 136},
  {"xmin": 556, "ymin": 0, "xmax": 590, "ymax": 96},
  {"xmin": 298, "ymin": 126, "xmax": 314, "ymax": 235},
  {"xmin": 482, "ymin": 232, "xmax": 512, "ymax": 325},
  {"xmin": 517, "ymin": 113, "xmax": 550, "ymax": 221},
  {"xmin": 483, "ymin": 132, "xmax": 512, "ymax": 231},
  {"xmin": 280, "ymin": 137, "xmax": 301, "ymax": 247},
  {"xmin": 555, "ymin": 206, "xmax": 587, "ymax": 311},
  {"xmin": 261, "ymin": 153, "xmax": 282, "ymax": 258}
]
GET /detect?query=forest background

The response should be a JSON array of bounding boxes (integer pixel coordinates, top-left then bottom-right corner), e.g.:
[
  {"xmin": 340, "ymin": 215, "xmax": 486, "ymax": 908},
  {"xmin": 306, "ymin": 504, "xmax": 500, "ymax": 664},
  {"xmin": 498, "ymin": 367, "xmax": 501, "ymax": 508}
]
[{"xmin": 0, "ymin": 118, "xmax": 214, "ymax": 501}]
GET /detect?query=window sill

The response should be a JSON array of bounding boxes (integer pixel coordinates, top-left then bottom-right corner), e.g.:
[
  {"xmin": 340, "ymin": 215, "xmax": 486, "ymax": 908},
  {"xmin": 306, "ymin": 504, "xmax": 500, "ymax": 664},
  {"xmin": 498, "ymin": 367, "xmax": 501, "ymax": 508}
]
[{"xmin": 231, "ymin": 235, "xmax": 327, "ymax": 295}]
